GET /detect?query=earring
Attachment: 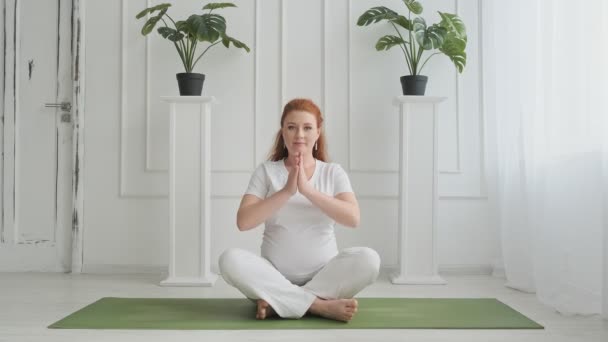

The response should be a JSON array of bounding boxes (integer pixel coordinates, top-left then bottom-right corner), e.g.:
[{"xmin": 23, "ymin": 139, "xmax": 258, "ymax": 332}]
[{"xmin": 315, "ymin": 142, "xmax": 318, "ymax": 151}]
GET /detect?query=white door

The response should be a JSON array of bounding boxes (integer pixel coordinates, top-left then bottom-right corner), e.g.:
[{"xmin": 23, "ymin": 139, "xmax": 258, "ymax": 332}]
[{"xmin": 0, "ymin": 0, "xmax": 74, "ymax": 271}]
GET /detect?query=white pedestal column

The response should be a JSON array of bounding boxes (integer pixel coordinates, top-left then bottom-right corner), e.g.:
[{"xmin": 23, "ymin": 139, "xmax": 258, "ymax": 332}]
[
  {"xmin": 159, "ymin": 96, "xmax": 217, "ymax": 287},
  {"xmin": 391, "ymin": 96, "xmax": 447, "ymax": 285}
]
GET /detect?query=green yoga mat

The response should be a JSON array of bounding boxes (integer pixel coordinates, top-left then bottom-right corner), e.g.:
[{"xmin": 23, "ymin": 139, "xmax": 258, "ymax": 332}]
[{"xmin": 49, "ymin": 297, "xmax": 543, "ymax": 330}]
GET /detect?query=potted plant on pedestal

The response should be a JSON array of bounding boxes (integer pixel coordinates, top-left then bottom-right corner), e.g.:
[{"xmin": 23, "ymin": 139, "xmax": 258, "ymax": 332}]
[
  {"xmin": 136, "ymin": 2, "xmax": 250, "ymax": 96},
  {"xmin": 357, "ymin": 0, "xmax": 467, "ymax": 95}
]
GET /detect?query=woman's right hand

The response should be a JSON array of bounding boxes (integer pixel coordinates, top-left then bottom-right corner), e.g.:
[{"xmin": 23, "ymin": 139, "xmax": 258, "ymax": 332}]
[{"xmin": 283, "ymin": 155, "xmax": 299, "ymax": 195}]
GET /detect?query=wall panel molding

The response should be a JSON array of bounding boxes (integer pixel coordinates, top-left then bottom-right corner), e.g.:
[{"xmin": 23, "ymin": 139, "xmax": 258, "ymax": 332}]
[
  {"xmin": 119, "ymin": 0, "xmax": 259, "ymax": 197},
  {"xmin": 118, "ymin": 0, "xmax": 166, "ymax": 198},
  {"xmin": 0, "ymin": 0, "xmax": 6, "ymax": 243},
  {"xmin": 78, "ymin": 0, "xmax": 495, "ymax": 273},
  {"xmin": 439, "ymin": 0, "xmax": 463, "ymax": 175},
  {"xmin": 143, "ymin": 0, "xmax": 160, "ymax": 172},
  {"xmin": 321, "ymin": 0, "xmax": 327, "ymax": 114},
  {"xmin": 347, "ymin": 0, "xmax": 352, "ymax": 171},
  {"xmin": 280, "ymin": 0, "xmax": 285, "ymax": 110},
  {"xmin": 346, "ymin": 0, "xmax": 485, "ymax": 198},
  {"xmin": 437, "ymin": 0, "xmax": 487, "ymax": 197},
  {"xmin": 252, "ymin": 0, "xmax": 258, "ymax": 167},
  {"xmin": 115, "ymin": 0, "xmax": 485, "ymax": 199},
  {"xmin": 475, "ymin": 0, "xmax": 487, "ymax": 198}
]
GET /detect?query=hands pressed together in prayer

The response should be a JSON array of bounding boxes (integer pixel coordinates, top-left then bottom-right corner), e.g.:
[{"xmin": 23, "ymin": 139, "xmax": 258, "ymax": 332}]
[{"xmin": 283, "ymin": 152, "xmax": 314, "ymax": 197}]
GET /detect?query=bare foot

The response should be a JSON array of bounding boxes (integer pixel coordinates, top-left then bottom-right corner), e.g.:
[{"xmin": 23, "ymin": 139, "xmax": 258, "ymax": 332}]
[
  {"xmin": 256, "ymin": 299, "xmax": 276, "ymax": 320},
  {"xmin": 309, "ymin": 298, "xmax": 358, "ymax": 322}
]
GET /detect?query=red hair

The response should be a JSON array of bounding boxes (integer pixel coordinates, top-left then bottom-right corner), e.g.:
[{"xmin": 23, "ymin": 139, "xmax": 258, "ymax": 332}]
[{"xmin": 268, "ymin": 98, "xmax": 329, "ymax": 162}]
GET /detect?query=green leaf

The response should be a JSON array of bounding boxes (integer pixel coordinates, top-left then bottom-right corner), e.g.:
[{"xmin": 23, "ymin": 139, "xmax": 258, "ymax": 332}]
[
  {"xmin": 141, "ymin": 9, "xmax": 168, "ymax": 35},
  {"xmin": 412, "ymin": 17, "xmax": 426, "ymax": 38},
  {"xmin": 221, "ymin": 34, "xmax": 251, "ymax": 52},
  {"xmin": 157, "ymin": 27, "xmax": 184, "ymax": 42},
  {"xmin": 441, "ymin": 33, "xmax": 466, "ymax": 53},
  {"xmin": 402, "ymin": 0, "xmax": 423, "ymax": 15},
  {"xmin": 357, "ymin": 6, "xmax": 398, "ymax": 26},
  {"xmin": 413, "ymin": 18, "xmax": 446, "ymax": 50},
  {"xmin": 175, "ymin": 20, "xmax": 189, "ymax": 32},
  {"xmin": 445, "ymin": 49, "xmax": 466, "ymax": 73},
  {"xmin": 412, "ymin": 18, "xmax": 431, "ymax": 50},
  {"xmin": 438, "ymin": 12, "xmax": 467, "ymax": 42},
  {"xmin": 187, "ymin": 13, "xmax": 226, "ymax": 42},
  {"xmin": 203, "ymin": 2, "xmax": 237, "ymax": 10},
  {"xmin": 390, "ymin": 15, "xmax": 412, "ymax": 31},
  {"xmin": 135, "ymin": 3, "xmax": 171, "ymax": 19},
  {"xmin": 439, "ymin": 33, "xmax": 467, "ymax": 72},
  {"xmin": 426, "ymin": 24, "xmax": 447, "ymax": 49},
  {"xmin": 175, "ymin": 20, "xmax": 197, "ymax": 40},
  {"xmin": 375, "ymin": 35, "xmax": 406, "ymax": 51}
]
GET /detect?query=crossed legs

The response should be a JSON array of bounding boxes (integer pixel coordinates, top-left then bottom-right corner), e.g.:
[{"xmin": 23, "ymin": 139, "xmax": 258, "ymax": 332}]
[{"xmin": 219, "ymin": 247, "xmax": 380, "ymax": 321}]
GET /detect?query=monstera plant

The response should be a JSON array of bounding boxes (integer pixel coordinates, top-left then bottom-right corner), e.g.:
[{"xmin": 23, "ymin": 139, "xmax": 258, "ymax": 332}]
[
  {"xmin": 136, "ymin": 2, "xmax": 250, "ymax": 95},
  {"xmin": 357, "ymin": 0, "xmax": 467, "ymax": 95}
]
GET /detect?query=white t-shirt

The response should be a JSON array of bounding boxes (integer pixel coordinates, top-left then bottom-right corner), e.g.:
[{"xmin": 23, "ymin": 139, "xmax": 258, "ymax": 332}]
[{"xmin": 244, "ymin": 158, "xmax": 354, "ymax": 283}]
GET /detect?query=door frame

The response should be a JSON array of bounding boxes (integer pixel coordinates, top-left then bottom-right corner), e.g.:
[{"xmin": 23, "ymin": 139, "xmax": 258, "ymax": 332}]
[
  {"xmin": 0, "ymin": 0, "xmax": 86, "ymax": 272},
  {"xmin": 70, "ymin": 0, "xmax": 85, "ymax": 273}
]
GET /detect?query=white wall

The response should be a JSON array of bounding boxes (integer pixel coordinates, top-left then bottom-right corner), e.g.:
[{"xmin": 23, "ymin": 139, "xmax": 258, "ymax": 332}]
[{"xmin": 81, "ymin": 0, "xmax": 499, "ymax": 273}]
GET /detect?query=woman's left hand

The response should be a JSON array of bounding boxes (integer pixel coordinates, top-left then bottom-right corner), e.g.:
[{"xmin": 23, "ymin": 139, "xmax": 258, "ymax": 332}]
[{"xmin": 297, "ymin": 152, "xmax": 314, "ymax": 196}]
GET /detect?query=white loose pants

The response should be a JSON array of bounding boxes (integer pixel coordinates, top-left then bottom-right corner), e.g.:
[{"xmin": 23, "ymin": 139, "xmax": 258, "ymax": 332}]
[{"xmin": 218, "ymin": 247, "xmax": 381, "ymax": 319}]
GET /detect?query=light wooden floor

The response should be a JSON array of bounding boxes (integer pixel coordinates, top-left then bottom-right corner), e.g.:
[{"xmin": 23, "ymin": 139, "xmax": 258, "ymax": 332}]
[{"xmin": 1, "ymin": 271, "xmax": 606, "ymax": 342}]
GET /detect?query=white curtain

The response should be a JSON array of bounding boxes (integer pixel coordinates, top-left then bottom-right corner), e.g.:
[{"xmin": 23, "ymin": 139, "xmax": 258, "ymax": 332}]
[{"xmin": 483, "ymin": 0, "xmax": 608, "ymax": 315}]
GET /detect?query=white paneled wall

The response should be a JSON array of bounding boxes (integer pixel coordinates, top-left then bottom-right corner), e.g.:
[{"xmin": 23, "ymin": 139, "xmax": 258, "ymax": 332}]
[{"xmin": 81, "ymin": 0, "xmax": 498, "ymax": 273}]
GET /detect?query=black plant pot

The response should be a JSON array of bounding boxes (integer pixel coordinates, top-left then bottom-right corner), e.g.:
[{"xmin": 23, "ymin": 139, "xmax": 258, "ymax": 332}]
[
  {"xmin": 176, "ymin": 72, "xmax": 205, "ymax": 96},
  {"xmin": 400, "ymin": 75, "xmax": 428, "ymax": 96}
]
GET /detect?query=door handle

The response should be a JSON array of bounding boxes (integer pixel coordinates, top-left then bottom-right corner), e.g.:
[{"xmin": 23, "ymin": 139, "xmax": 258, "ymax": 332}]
[
  {"xmin": 45, "ymin": 102, "xmax": 72, "ymax": 112},
  {"xmin": 45, "ymin": 102, "xmax": 72, "ymax": 123}
]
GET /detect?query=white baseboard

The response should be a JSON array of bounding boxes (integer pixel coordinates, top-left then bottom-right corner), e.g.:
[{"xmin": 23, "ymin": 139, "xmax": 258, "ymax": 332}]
[
  {"xmin": 0, "ymin": 247, "xmax": 70, "ymax": 272},
  {"xmin": 81, "ymin": 264, "xmax": 167, "ymax": 275},
  {"xmin": 78, "ymin": 263, "xmax": 496, "ymax": 277},
  {"xmin": 381, "ymin": 264, "xmax": 493, "ymax": 276},
  {"xmin": 438, "ymin": 264, "xmax": 494, "ymax": 276},
  {"xmin": 490, "ymin": 258, "xmax": 506, "ymax": 278}
]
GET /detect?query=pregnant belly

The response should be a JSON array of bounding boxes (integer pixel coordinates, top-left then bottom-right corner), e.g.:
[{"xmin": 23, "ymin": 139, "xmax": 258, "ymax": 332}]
[{"xmin": 261, "ymin": 227, "xmax": 337, "ymax": 281}]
